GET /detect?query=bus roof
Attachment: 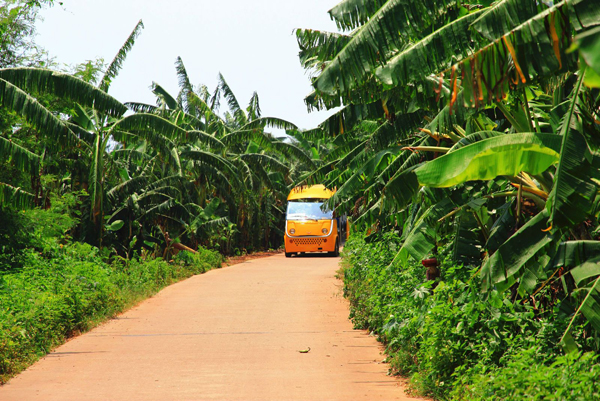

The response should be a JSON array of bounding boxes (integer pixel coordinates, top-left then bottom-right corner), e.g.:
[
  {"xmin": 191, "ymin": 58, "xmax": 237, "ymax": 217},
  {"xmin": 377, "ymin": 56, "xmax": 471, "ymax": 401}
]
[{"xmin": 287, "ymin": 185, "xmax": 336, "ymax": 201}]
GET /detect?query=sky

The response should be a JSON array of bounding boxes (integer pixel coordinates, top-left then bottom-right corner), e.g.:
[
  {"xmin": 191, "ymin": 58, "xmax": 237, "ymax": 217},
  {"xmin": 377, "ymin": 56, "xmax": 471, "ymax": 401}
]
[{"xmin": 36, "ymin": 0, "xmax": 341, "ymax": 132}]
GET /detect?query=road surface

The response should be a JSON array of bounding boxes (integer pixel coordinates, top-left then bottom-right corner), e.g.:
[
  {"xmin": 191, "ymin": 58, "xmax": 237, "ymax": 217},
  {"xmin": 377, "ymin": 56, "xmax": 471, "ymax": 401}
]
[{"xmin": 0, "ymin": 253, "xmax": 421, "ymax": 400}]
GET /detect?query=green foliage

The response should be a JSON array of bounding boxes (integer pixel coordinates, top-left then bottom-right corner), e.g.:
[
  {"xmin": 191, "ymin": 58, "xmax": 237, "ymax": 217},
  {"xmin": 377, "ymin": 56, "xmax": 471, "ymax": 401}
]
[
  {"xmin": 414, "ymin": 133, "xmax": 562, "ymax": 188},
  {"xmin": 0, "ymin": 192, "xmax": 79, "ymax": 271},
  {"xmin": 0, "ymin": 0, "xmax": 55, "ymax": 69},
  {"xmin": 341, "ymin": 232, "xmax": 599, "ymax": 399},
  {"xmin": 0, "ymin": 21, "xmax": 304, "ymax": 256},
  {"xmin": 452, "ymin": 349, "xmax": 600, "ymax": 400},
  {"xmin": 300, "ymin": 0, "xmax": 600, "ymax": 363},
  {"xmin": 0, "ymin": 239, "xmax": 221, "ymax": 383}
]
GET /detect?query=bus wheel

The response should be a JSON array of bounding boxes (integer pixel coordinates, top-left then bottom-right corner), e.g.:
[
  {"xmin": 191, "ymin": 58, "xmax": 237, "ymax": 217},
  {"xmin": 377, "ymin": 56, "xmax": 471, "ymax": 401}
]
[
  {"xmin": 330, "ymin": 239, "xmax": 340, "ymax": 257},
  {"xmin": 285, "ymin": 252, "xmax": 293, "ymax": 258}
]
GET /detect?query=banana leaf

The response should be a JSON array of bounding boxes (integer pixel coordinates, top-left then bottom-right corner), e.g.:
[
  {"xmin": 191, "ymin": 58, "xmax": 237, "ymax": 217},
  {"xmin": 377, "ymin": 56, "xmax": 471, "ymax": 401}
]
[
  {"xmin": 415, "ymin": 133, "xmax": 562, "ymax": 188},
  {"xmin": 481, "ymin": 210, "xmax": 561, "ymax": 292}
]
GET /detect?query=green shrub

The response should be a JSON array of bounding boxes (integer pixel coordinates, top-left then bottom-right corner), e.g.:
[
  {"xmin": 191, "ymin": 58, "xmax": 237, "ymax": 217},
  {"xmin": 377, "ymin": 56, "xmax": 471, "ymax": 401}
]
[
  {"xmin": 341, "ymin": 232, "xmax": 600, "ymax": 400},
  {"xmin": 452, "ymin": 348, "xmax": 600, "ymax": 400},
  {"xmin": 0, "ymin": 242, "xmax": 222, "ymax": 382}
]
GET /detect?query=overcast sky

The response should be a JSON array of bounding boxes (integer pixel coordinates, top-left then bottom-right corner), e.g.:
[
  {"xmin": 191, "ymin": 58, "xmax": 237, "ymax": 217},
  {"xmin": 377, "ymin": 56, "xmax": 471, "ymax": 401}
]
[{"xmin": 36, "ymin": 0, "xmax": 341, "ymax": 132}]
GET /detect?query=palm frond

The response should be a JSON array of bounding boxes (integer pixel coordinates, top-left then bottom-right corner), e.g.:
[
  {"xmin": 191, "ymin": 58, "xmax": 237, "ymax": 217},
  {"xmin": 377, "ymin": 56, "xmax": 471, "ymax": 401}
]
[
  {"xmin": 0, "ymin": 182, "xmax": 36, "ymax": 209},
  {"xmin": 240, "ymin": 153, "xmax": 289, "ymax": 175},
  {"xmin": 99, "ymin": 19, "xmax": 144, "ymax": 92},
  {"xmin": 240, "ymin": 155, "xmax": 274, "ymax": 190},
  {"xmin": 187, "ymin": 130, "xmax": 225, "ymax": 150},
  {"xmin": 152, "ymin": 82, "xmax": 179, "ymax": 110},
  {"xmin": 481, "ymin": 210, "xmax": 561, "ymax": 292},
  {"xmin": 64, "ymin": 121, "xmax": 95, "ymax": 147},
  {"xmin": 415, "ymin": 133, "xmax": 562, "ymax": 188},
  {"xmin": 327, "ymin": 0, "xmax": 387, "ymax": 31},
  {"xmin": 218, "ymin": 73, "xmax": 247, "ymax": 127},
  {"xmin": 194, "ymin": 164, "xmax": 235, "ymax": 191},
  {"xmin": 146, "ymin": 175, "xmax": 188, "ymax": 193},
  {"xmin": 295, "ymin": 29, "xmax": 351, "ymax": 71},
  {"xmin": 0, "ymin": 78, "xmax": 76, "ymax": 145},
  {"xmin": 125, "ymin": 102, "xmax": 158, "ymax": 113},
  {"xmin": 369, "ymin": 113, "xmax": 425, "ymax": 150},
  {"xmin": 221, "ymin": 129, "xmax": 272, "ymax": 148},
  {"xmin": 457, "ymin": 0, "xmax": 584, "ymax": 108},
  {"xmin": 314, "ymin": 0, "xmax": 464, "ymax": 95},
  {"xmin": 241, "ymin": 117, "xmax": 297, "ymax": 131},
  {"xmin": 376, "ymin": 139, "xmax": 427, "ymax": 184},
  {"xmin": 186, "ymin": 91, "xmax": 223, "ymax": 125},
  {"xmin": 269, "ymin": 140, "xmax": 316, "ymax": 169},
  {"xmin": 247, "ymin": 91, "xmax": 261, "ymax": 120},
  {"xmin": 139, "ymin": 198, "xmax": 189, "ymax": 222},
  {"xmin": 110, "ymin": 116, "xmax": 183, "ymax": 173},
  {"xmin": 175, "ymin": 56, "xmax": 193, "ymax": 94},
  {"xmin": 0, "ymin": 68, "xmax": 126, "ymax": 117},
  {"xmin": 375, "ymin": 9, "xmax": 485, "ymax": 88},
  {"xmin": 107, "ymin": 175, "xmax": 150, "ymax": 202},
  {"xmin": 449, "ymin": 130, "xmax": 506, "ymax": 151},
  {"xmin": 396, "ymin": 198, "xmax": 455, "ymax": 261},
  {"xmin": 232, "ymin": 157, "xmax": 253, "ymax": 187},
  {"xmin": 110, "ymin": 113, "xmax": 187, "ymax": 141},
  {"xmin": 175, "ymin": 56, "xmax": 195, "ymax": 113},
  {"xmin": 470, "ymin": 0, "xmax": 540, "ymax": 42},
  {"xmin": 336, "ymin": 137, "xmax": 370, "ymax": 168},
  {"xmin": 325, "ymin": 138, "xmax": 365, "ymax": 162},
  {"xmin": 547, "ymin": 71, "xmax": 599, "ymax": 227},
  {"xmin": 195, "ymin": 216, "xmax": 230, "ymax": 230},
  {"xmin": 180, "ymin": 149, "xmax": 239, "ymax": 181},
  {"xmin": 320, "ymin": 101, "xmax": 385, "ymax": 136},
  {"xmin": 330, "ymin": 147, "xmax": 401, "ymax": 207},
  {"xmin": 0, "ymin": 136, "xmax": 40, "ymax": 174}
]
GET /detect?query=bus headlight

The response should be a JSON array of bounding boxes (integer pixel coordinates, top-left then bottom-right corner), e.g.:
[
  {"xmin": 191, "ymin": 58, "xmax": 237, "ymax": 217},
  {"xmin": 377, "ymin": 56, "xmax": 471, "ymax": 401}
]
[
  {"xmin": 290, "ymin": 228, "xmax": 295, "ymax": 234},
  {"xmin": 322, "ymin": 228, "xmax": 328, "ymax": 234}
]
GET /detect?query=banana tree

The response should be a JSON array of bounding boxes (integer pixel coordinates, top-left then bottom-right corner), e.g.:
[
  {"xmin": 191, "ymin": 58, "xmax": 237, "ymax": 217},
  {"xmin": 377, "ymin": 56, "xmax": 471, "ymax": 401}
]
[
  {"xmin": 120, "ymin": 58, "xmax": 314, "ymax": 253},
  {"xmin": 298, "ymin": 0, "xmax": 600, "ymax": 350}
]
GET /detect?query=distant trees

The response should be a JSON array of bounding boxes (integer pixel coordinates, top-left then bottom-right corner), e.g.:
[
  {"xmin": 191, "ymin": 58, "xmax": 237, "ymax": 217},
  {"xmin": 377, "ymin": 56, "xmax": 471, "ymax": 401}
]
[
  {"xmin": 0, "ymin": 19, "xmax": 313, "ymax": 257},
  {"xmin": 0, "ymin": 0, "xmax": 56, "ymax": 68}
]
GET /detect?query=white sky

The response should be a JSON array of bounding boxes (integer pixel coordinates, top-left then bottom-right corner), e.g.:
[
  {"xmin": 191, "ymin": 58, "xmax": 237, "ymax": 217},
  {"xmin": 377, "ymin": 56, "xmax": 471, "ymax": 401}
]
[{"xmin": 36, "ymin": 0, "xmax": 341, "ymax": 132}]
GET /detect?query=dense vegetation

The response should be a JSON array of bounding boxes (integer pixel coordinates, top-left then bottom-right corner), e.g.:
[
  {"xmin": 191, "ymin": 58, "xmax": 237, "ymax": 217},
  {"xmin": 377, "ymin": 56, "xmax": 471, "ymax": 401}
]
[
  {"xmin": 295, "ymin": 0, "xmax": 600, "ymax": 399},
  {"xmin": 0, "ymin": 195, "xmax": 222, "ymax": 382},
  {"xmin": 3, "ymin": 0, "xmax": 600, "ymax": 398},
  {"xmin": 0, "ymin": 0, "xmax": 307, "ymax": 381},
  {"xmin": 1, "ymin": 5, "xmax": 314, "ymax": 257},
  {"xmin": 342, "ymin": 233, "xmax": 600, "ymax": 399}
]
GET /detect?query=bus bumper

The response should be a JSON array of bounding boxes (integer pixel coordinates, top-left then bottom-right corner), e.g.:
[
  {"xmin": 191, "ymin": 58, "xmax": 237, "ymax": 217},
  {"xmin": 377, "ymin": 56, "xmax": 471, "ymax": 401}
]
[{"xmin": 284, "ymin": 233, "xmax": 337, "ymax": 253}]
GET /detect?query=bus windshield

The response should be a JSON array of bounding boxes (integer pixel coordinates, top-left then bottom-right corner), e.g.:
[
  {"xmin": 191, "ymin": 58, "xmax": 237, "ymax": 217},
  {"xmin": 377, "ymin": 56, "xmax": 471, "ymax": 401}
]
[{"xmin": 286, "ymin": 201, "xmax": 333, "ymax": 221}]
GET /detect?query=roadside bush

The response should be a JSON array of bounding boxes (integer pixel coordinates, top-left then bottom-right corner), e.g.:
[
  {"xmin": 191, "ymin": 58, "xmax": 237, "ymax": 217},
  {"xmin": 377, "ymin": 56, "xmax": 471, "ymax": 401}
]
[
  {"xmin": 0, "ymin": 193, "xmax": 80, "ymax": 272},
  {"xmin": 452, "ymin": 348, "xmax": 600, "ymax": 400},
  {"xmin": 0, "ymin": 241, "xmax": 222, "ymax": 383},
  {"xmin": 341, "ymin": 232, "xmax": 600, "ymax": 400}
]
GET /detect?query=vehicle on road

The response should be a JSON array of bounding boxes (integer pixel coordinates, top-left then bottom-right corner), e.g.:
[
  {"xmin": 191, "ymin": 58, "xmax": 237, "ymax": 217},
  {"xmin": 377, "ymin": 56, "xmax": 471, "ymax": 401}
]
[{"xmin": 284, "ymin": 185, "xmax": 348, "ymax": 257}]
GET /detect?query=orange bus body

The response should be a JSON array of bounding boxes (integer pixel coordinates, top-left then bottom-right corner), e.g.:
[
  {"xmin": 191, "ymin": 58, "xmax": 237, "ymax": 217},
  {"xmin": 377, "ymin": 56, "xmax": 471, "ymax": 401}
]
[{"xmin": 284, "ymin": 185, "xmax": 340, "ymax": 257}]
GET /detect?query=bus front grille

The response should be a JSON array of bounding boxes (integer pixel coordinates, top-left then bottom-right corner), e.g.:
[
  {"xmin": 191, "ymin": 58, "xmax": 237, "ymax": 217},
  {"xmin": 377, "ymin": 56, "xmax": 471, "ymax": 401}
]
[{"xmin": 290, "ymin": 237, "xmax": 324, "ymax": 246}]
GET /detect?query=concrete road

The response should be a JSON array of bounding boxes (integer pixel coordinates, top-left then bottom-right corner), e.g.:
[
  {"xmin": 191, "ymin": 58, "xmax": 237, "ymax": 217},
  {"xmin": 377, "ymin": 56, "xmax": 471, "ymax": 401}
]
[{"xmin": 0, "ymin": 253, "xmax": 420, "ymax": 400}]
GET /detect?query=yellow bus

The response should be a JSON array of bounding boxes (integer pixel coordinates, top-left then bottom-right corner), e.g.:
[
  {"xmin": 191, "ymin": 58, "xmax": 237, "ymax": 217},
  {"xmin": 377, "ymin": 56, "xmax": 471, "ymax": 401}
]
[{"xmin": 284, "ymin": 185, "xmax": 347, "ymax": 257}]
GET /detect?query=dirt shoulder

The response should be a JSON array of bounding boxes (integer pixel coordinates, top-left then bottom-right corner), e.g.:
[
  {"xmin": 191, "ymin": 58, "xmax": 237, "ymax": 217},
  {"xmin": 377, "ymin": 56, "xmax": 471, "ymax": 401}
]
[{"xmin": 222, "ymin": 249, "xmax": 282, "ymax": 267}]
